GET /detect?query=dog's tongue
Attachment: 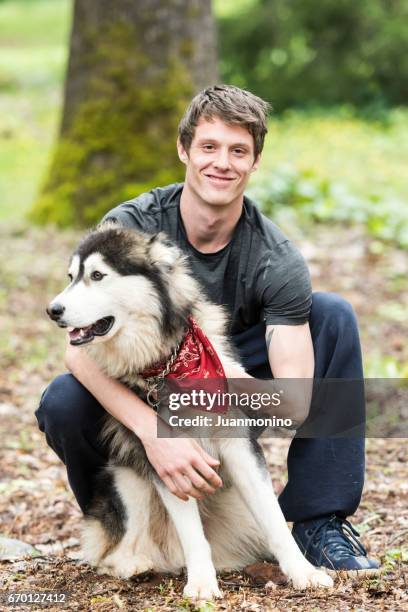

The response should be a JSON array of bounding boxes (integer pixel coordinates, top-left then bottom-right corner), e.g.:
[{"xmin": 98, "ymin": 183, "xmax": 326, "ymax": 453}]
[{"xmin": 68, "ymin": 325, "xmax": 93, "ymax": 341}]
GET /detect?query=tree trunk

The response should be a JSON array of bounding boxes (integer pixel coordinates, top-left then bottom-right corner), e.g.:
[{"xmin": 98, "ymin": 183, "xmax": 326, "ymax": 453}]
[{"xmin": 30, "ymin": 0, "xmax": 218, "ymax": 227}]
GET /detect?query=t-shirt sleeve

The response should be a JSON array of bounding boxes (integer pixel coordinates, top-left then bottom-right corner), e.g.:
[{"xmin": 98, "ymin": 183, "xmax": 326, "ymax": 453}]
[
  {"xmin": 100, "ymin": 194, "xmax": 159, "ymax": 233},
  {"xmin": 256, "ymin": 240, "xmax": 312, "ymax": 326}
]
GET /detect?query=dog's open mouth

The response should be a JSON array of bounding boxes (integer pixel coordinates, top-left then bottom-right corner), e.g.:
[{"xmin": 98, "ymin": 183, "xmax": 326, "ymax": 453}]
[{"xmin": 68, "ymin": 316, "xmax": 115, "ymax": 346}]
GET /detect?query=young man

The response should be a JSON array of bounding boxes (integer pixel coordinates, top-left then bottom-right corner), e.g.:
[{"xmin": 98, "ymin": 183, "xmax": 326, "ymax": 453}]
[{"xmin": 36, "ymin": 85, "xmax": 379, "ymax": 573}]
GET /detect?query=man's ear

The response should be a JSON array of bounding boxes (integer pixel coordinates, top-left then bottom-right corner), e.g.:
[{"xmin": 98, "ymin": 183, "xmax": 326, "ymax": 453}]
[
  {"xmin": 177, "ymin": 138, "xmax": 189, "ymax": 165},
  {"xmin": 251, "ymin": 153, "xmax": 261, "ymax": 173}
]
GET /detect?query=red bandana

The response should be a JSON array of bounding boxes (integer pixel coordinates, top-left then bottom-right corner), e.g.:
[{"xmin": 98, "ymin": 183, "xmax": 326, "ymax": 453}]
[{"xmin": 142, "ymin": 316, "xmax": 228, "ymax": 412}]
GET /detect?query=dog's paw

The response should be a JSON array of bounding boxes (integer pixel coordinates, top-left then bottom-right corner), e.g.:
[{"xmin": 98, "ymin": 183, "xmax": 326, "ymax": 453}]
[
  {"xmin": 289, "ymin": 565, "xmax": 334, "ymax": 590},
  {"xmin": 183, "ymin": 574, "xmax": 222, "ymax": 602},
  {"xmin": 97, "ymin": 553, "xmax": 154, "ymax": 579}
]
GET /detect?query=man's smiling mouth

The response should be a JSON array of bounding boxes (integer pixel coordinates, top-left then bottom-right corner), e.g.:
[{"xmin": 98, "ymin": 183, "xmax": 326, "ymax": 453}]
[{"xmin": 205, "ymin": 174, "xmax": 235, "ymax": 182}]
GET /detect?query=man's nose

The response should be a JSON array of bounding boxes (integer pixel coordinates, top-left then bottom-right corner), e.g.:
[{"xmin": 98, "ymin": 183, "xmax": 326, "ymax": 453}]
[
  {"xmin": 213, "ymin": 149, "xmax": 231, "ymax": 170},
  {"xmin": 46, "ymin": 303, "xmax": 65, "ymax": 321}
]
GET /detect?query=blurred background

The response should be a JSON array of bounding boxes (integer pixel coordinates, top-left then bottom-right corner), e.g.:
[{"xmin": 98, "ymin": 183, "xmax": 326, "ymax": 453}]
[
  {"xmin": 1, "ymin": 0, "xmax": 407, "ymax": 376},
  {"xmin": 0, "ymin": 1, "xmax": 407, "ymax": 608}
]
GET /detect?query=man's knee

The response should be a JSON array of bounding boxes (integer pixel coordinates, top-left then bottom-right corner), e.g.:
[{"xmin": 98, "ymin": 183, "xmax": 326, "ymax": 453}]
[
  {"xmin": 35, "ymin": 373, "xmax": 104, "ymax": 436},
  {"xmin": 311, "ymin": 292, "xmax": 358, "ymax": 337}
]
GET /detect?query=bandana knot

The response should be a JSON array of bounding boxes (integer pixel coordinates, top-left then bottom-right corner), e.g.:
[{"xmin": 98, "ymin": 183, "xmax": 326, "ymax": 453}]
[{"xmin": 141, "ymin": 316, "xmax": 228, "ymax": 412}]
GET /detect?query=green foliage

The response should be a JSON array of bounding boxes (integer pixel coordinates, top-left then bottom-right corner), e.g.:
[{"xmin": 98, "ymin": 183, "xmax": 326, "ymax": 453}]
[
  {"xmin": 382, "ymin": 547, "xmax": 408, "ymax": 575},
  {"xmin": 29, "ymin": 21, "xmax": 192, "ymax": 227},
  {"xmin": 218, "ymin": 0, "xmax": 408, "ymax": 111},
  {"xmin": 213, "ymin": 0, "xmax": 255, "ymax": 18},
  {"xmin": 365, "ymin": 354, "xmax": 408, "ymax": 379},
  {"xmin": 384, "ymin": 548, "xmax": 408, "ymax": 563},
  {"xmin": 0, "ymin": 0, "xmax": 68, "ymax": 89},
  {"xmin": 250, "ymin": 167, "xmax": 408, "ymax": 249},
  {"xmin": 2, "ymin": 0, "xmax": 408, "ymax": 246},
  {"xmin": 0, "ymin": 0, "xmax": 70, "ymax": 47},
  {"xmin": 0, "ymin": 0, "xmax": 69, "ymax": 221},
  {"xmin": 248, "ymin": 110, "xmax": 408, "ymax": 249}
]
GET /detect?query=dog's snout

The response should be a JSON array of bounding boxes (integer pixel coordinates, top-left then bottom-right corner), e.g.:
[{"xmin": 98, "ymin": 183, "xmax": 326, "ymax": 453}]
[{"xmin": 47, "ymin": 303, "xmax": 65, "ymax": 320}]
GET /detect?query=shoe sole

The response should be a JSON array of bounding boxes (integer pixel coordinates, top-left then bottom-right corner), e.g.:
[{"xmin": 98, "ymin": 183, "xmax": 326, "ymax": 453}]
[{"xmin": 325, "ymin": 566, "xmax": 381, "ymax": 579}]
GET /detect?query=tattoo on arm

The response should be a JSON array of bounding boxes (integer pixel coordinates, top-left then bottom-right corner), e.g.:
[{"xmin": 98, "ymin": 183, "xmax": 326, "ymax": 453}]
[{"xmin": 266, "ymin": 328, "xmax": 275, "ymax": 352}]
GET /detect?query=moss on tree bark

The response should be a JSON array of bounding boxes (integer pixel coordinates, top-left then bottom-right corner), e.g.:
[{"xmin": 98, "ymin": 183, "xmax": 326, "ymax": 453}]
[{"xmin": 30, "ymin": 1, "xmax": 217, "ymax": 227}]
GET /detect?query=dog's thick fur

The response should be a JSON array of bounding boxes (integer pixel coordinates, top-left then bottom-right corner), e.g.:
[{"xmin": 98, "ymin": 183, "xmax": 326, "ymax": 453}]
[{"xmin": 48, "ymin": 224, "xmax": 333, "ymax": 600}]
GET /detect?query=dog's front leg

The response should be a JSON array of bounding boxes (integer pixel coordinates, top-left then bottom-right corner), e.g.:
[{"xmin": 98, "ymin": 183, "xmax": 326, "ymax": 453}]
[
  {"xmin": 154, "ymin": 481, "xmax": 222, "ymax": 602},
  {"xmin": 221, "ymin": 439, "xmax": 333, "ymax": 589}
]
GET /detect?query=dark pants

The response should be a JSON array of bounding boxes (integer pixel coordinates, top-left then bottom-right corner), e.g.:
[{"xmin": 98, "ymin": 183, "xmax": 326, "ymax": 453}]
[{"xmin": 35, "ymin": 292, "xmax": 365, "ymax": 521}]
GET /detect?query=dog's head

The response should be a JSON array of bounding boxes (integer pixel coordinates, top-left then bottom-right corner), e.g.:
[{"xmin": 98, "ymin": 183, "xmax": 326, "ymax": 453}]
[{"xmin": 47, "ymin": 223, "xmax": 193, "ymax": 347}]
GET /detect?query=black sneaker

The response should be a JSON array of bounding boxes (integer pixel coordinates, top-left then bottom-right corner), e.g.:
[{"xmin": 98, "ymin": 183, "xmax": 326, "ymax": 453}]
[{"xmin": 292, "ymin": 514, "xmax": 380, "ymax": 576}]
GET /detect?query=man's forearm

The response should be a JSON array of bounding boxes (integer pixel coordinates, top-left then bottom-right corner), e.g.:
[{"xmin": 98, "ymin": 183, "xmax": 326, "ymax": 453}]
[
  {"xmin": 68, "ymin": 351, "xmax": 157, "ymax": 442},
  {"xmin": 266, "ymin": 323, "xmax": 314, "ymax": 424},
  {"xmin": 221, "ymin": 324, "xmax": 315, "ymax": 425},
  {"xmin": 64, "ymin": 342, "xmax": 223, "ymax": 502},
  {"xmin": 225, "ymin": 368, "xmax": 311, "ymax": 427}
]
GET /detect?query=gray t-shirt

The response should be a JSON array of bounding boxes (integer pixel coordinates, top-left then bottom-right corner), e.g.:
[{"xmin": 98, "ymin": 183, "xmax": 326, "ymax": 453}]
[{"xmin": 102, "ymin": 183, "xmax": 312, "ymax": 335}]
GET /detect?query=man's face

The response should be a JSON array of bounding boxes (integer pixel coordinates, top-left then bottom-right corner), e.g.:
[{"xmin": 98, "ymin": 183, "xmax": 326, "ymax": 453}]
[{"xmin": 177, "ymin": 116, "xmax": 261, "ymax": 207}]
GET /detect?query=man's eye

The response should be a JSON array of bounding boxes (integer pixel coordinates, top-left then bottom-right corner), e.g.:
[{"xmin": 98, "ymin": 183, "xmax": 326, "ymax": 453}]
[
  {"xmin": 233, "ymin": 148, "xmax": 245, "ymax": 155},
  {"xmin": 90, "ymin": 271, "xmax": 105, "ymax": 281},
  {"xmin": 203, "ymin": 144, "xmax": 214, "ymax": 151}
]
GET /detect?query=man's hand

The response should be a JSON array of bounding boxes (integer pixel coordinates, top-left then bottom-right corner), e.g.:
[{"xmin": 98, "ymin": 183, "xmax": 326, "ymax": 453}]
[
  {"xmin": 141, "ymin": 433, "xmax": 223, "ymax": 502},
  {"xmin": 64, "ymin": 334, "xmax": 222, "ymax": 502},
  {"xmin": 64, "ymin": 335, "xmax": 84, "ymax": 374}
]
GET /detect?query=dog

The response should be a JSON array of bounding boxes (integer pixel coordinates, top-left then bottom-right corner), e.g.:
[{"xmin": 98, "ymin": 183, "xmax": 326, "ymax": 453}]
[{"xmin": 47, "ymin": 223, "xmax": 333, "ymax": 601}]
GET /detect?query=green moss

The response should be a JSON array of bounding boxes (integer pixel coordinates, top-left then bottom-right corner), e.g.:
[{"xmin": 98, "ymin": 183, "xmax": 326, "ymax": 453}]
[
  {"xmin": 29, "ymin": 21, "xmax": 193, "ymax": 227},
  {"xmin": 179, "ymin": 38, "xmax": 195, "ymax": 59}
]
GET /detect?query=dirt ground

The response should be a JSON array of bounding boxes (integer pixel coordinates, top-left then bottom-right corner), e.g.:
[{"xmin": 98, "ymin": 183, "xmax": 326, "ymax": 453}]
[{"xmin": 0, "ymin": 224, "xmax": 407, "ymax": 611}]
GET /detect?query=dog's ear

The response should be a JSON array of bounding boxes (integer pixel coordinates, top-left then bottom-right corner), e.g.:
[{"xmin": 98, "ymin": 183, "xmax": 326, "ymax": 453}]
[
  {"xmin": 148, "ymin": 233, "xmax": 181, "ymax": 273},
  {"xmin": 96, "ymin": 219, "xmax": 118, "ymax": 231}
]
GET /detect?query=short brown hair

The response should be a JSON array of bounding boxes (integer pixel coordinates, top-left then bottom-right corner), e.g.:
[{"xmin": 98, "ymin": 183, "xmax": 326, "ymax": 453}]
[{"xmin": 178, "ymin": 84, "xmax": 270, "ymax": 158}]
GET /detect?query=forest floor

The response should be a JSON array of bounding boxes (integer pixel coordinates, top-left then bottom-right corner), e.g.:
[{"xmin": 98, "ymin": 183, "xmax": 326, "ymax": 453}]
[{"xmin": 0, "ymin": 223, "xmax": 407, "ymax": 611}]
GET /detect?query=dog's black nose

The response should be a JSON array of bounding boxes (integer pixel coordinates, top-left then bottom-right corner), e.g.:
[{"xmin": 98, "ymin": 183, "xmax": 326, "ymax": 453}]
[{"xmin": 47, "ymin": 303, "xmax": 65, "ymax": 320}]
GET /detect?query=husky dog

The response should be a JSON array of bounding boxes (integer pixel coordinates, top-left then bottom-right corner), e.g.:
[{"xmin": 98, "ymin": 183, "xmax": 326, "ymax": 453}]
[{"xmin": 47, "ymin": 223, "xmax": 333, "ymax": 601}]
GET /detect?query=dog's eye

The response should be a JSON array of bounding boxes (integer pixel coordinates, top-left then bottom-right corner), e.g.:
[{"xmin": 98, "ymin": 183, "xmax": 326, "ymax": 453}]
[
  {"xmin": 68, "ymin": 273, "xmax": 73, "ymax": 282},
  {"xmin": 90, "ymin": 271, "xmax": 105, "ymax": 281}
]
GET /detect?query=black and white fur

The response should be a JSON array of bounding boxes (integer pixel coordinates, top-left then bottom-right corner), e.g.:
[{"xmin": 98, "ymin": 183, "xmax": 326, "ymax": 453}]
[{"xmin": 48, "ymin": 223, "xmax": 333, "ymax": 601}]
